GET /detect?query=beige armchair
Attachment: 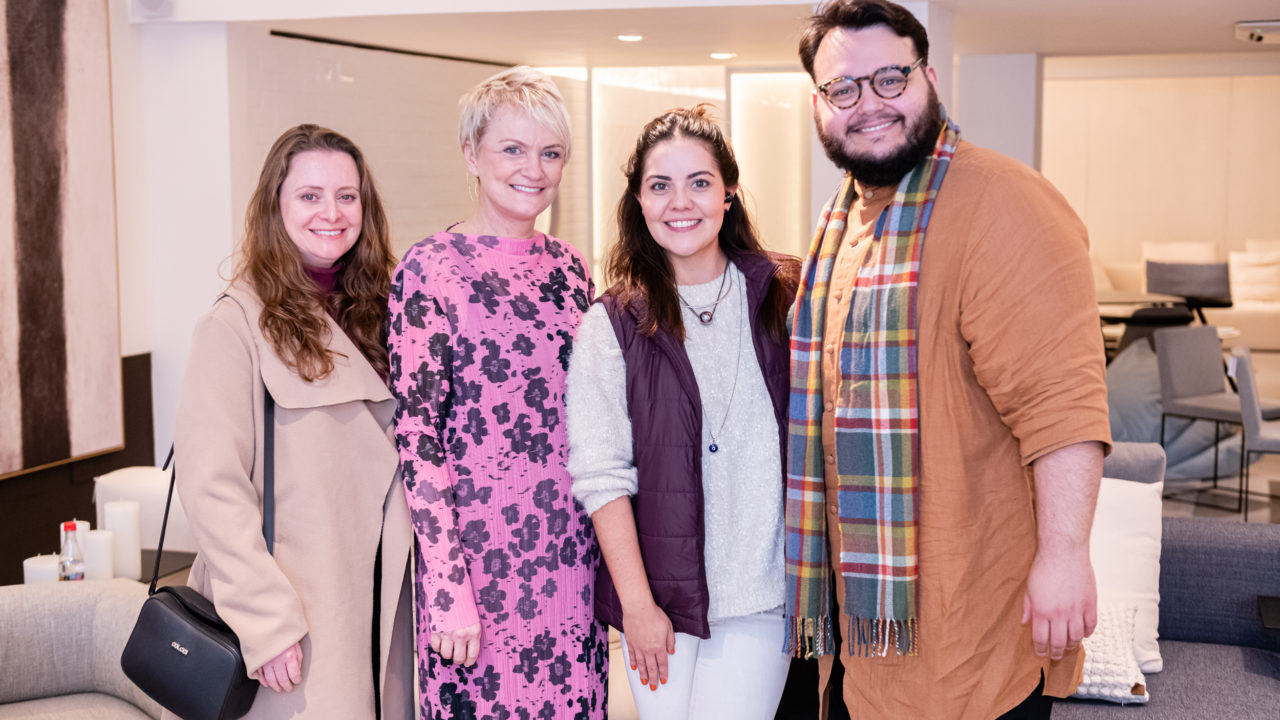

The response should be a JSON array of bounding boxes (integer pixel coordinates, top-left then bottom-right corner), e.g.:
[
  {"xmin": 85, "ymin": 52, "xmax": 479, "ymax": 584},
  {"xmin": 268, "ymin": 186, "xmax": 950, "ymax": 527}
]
[{"xmin": 0, "ymin": 579, "xmax": 160, "ymax": 719}]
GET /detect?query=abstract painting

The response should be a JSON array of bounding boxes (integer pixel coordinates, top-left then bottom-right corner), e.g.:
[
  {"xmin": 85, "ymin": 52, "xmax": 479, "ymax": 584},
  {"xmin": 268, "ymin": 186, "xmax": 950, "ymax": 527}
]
[{"xmin": 1, "ymin": 0, "xmax": 121, "ymax": 477}]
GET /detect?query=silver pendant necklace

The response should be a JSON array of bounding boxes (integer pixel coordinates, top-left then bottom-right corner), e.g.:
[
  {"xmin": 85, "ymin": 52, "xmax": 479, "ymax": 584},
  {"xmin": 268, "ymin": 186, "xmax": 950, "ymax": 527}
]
[
  {"xmin": 677, "ymin": 264, "xmax": 731, "ymax": 325},
  {"xmin": 704, "ymin": 275, "xmax": 744, "ymax": 454}
]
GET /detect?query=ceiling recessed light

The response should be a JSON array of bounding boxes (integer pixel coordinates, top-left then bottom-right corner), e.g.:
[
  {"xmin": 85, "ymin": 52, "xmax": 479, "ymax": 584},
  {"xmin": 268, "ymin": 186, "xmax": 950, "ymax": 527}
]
[
  {"xmin": 710, "ymin": 52, "xmax": 737, "ymax": 60},
  {"xmin": 617, "ymin": 34, "xmax": 643, "ymax": 42}
]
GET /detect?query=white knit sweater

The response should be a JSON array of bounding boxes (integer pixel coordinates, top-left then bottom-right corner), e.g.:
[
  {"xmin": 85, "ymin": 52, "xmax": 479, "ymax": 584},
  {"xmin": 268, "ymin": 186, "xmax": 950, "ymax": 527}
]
[{"xmin": 566, "ymin": 262, "xmax": 785, "ymax": 620}]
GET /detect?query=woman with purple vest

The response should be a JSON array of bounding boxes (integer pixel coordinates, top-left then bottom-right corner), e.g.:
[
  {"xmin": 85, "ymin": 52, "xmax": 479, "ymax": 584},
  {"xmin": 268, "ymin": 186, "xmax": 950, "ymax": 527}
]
[{"xmin": 566, "ymin": 105, "xmax": 799, "ymax": 719}]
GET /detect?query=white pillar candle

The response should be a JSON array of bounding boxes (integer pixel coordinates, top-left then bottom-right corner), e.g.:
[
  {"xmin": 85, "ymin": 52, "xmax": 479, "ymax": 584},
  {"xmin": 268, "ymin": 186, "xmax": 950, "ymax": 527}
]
[
  {"xmin": 104, "ymin": 500, "xmax": 142, "ymax": 580},
  {"xmin": 23, "ymin": 554, "xmax": 60, "ymax": 584},
  {"xmin": 59, "ymin": 518, "xmax": 90, "ymax": 552},
  {"xmin": 83, "ymin": 529, "xmax": 115, "ymax": 580}
]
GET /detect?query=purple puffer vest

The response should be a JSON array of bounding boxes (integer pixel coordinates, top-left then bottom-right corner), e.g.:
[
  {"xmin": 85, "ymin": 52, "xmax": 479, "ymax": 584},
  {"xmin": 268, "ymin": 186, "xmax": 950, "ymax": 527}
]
[{"xmin": 595, "ymin": 251, "xmax": 797, "ymax": 639}]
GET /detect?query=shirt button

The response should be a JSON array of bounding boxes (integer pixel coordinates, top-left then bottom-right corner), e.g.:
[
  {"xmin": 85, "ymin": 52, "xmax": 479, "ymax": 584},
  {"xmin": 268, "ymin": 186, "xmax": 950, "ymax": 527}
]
[
  {"xmin": 825, "ymin": 401, "xmax": 834, "ymax": 412},
  {"xmin": 834, "ymin": 291, "xmax": 843, "ymax": 301},
  {"xmin": 864, "ymin": 189, "xmax": 874, "ymax": 200},
  {"xmin": 826, "ymin": 453, "xmax": 835, "ymax": 465},
  {"xmin": 828, "ymin": 502, "xmax": 840, "ymax": 514}
]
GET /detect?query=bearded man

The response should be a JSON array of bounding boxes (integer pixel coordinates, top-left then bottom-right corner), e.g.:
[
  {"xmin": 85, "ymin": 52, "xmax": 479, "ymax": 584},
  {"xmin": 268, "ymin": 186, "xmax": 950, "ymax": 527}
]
[{"xmin": 783, "ymin": 2, "xmax": 1112, "ymax": 719}]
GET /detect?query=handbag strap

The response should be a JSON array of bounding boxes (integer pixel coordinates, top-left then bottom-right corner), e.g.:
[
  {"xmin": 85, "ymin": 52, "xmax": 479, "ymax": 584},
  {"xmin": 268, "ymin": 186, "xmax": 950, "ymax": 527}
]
[{"xmin": 149, "ymin": 388, "xmax": 277, "ymax": 595}]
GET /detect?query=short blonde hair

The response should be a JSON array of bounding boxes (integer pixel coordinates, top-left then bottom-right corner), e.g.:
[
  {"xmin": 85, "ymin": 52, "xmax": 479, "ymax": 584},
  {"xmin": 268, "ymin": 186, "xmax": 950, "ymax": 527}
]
[{"xmin": 458, "ymin": 66, "xmax": 572, "ymax": 159}]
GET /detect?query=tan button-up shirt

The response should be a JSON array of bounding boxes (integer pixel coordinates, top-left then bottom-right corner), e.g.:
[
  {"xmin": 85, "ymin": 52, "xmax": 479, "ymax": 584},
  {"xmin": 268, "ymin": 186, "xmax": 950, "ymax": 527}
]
[{"xmin": 817, "ymin": 142, "xmax": 1111, "ymax": 720}]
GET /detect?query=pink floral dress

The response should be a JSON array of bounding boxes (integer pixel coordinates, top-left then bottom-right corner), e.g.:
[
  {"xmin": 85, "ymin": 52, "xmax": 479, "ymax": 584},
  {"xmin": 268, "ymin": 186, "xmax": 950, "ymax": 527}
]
[{"xmin": 388, "ymin": 230, "xmax": 607, "ymax": 720}]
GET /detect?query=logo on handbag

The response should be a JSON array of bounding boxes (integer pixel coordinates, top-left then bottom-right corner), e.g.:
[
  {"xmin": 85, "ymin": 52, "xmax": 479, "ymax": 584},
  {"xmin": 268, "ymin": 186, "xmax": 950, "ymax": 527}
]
[{"xmin": 171, "ymin": 641, "xmax": 189, "ymax": 655}]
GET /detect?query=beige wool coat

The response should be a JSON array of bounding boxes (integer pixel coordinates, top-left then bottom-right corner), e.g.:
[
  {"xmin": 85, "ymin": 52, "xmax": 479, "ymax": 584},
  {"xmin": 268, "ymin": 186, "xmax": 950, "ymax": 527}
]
[{"xmin": 169, "ymin": 283, "xmax": 414, "ymax": 719}]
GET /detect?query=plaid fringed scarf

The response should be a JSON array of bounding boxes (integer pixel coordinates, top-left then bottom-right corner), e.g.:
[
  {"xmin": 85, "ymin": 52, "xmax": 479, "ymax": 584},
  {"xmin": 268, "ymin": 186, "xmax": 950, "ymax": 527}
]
[{"xmin": 784, "ymin": 113, "xmax": 960, "ymax": 659}]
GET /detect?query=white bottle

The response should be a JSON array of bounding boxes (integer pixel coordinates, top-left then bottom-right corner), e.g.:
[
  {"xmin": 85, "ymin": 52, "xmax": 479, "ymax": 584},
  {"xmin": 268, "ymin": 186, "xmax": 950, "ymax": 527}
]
[{"xmin": 59, "ymin": 521, "xmax": 86, "ymax": 581}]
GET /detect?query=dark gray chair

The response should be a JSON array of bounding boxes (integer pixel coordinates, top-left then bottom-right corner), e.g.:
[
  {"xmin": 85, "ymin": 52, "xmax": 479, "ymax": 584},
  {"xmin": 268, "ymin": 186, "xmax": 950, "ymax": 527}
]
[
  {"xmin": 1230, "ymin": 346, "xmax": 1280, "ymax": 521},
  {"xmin": 1153, "ymin": 326, "xmax": 1280, "ymax": 501},
  {"xmin": 1145, "ymin": 260, "xmax": 1232, "ymax": 325}
]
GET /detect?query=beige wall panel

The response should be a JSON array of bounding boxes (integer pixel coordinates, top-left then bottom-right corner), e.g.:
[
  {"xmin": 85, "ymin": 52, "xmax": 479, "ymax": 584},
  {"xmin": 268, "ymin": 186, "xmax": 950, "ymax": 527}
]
[
  {"xmin": 62, "ymin": 0, "xmax": 124, "ymax": 458},
  {"xmin": 1040, "ymin": 81, "xmax": 1091, "ymax": 251},
  {"xmin": 0, "ymin": 6, "xmax": 19, "ymax": 471},
  {"xmin": 230, "ymin": 26, "xmax": 498, "ymax": 262},
  {"xmin": 730, "ymin": 72, "xmax": 813, "ymax": 260},
  {"xmin": 1225, "ymin": 75, "xmax": 1280, "ymax": 252},
  {"xmin": 1080, "ymin": 77, "xmax": 1231, "ymax": 261},
  {"xmin": 591, "ymin": 67, "xmax": 726, "ymax": 282},
  {"xmin": 548, "ymin": 74, "xmax": 591, "ymax": 263}
]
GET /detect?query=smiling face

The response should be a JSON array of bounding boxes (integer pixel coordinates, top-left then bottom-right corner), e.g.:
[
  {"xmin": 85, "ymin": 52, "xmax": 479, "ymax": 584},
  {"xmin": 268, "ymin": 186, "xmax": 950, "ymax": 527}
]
[
  {"xmin": 811, "ymin": 24, "xmax": 943, "ymax": 187},
  {"xmin": 636, "ymin": 135, "xmax": 734, "ymax": 285},
  {"xmin": 465, "ymin": 106, "xmax": 566, "ymax": 237},
  {"xmin": 278, "ymin": 150, "xmax": 363, "ymax": 268}
]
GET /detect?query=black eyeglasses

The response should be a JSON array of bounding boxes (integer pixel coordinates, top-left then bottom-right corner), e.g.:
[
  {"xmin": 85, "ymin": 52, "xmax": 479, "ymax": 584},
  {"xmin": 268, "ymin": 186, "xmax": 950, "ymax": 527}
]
[{"xmin": 816, "ymin": 59, "xmax": 925, "ymax": 109}]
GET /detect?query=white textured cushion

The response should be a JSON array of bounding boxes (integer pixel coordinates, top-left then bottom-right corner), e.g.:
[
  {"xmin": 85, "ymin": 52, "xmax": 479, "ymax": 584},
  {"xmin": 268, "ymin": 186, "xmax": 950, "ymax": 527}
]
[
  {"xmin": 1090, "ymin": 476, "xmax": 1163, "ymax": 673},
  {"xmin": 1245, "ymin": 239, "xmax": 1280, "ymax": 254},
  {"xmin": 94, "ymin": 466, "xmax": 196, "ymax": 553},
  {"xmin": 1141, "ymin": 241, "xmax": 1217, "ymax": 263},
  {"xmin": 1072, "ymin": 603, "xmax": 1149, "ymax": 705},
  {"xmin": 1228, "ymin": 250, "xmax": 1280, "ymax": 303}
]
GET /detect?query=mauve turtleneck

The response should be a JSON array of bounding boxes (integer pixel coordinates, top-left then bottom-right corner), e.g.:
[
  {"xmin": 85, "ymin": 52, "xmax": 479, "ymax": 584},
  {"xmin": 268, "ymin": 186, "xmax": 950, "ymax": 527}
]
[{"xmin": 306, "ymin": 263, "xmax": 341, "ymax": 320}]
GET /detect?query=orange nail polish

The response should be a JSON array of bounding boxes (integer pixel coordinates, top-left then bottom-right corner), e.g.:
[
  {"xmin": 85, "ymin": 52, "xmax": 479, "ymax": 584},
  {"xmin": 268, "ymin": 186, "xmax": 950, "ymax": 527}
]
[
  {"xmin": 650, "ymin": 684, "xmax": 657, "ymax": 691},
  {"xmin": 630, "ymin": 664, "xmax": 637, "ymax": 671},
  {"xmin": 660, "ymin": 678, "xmax": 667, "ymax": 685}
]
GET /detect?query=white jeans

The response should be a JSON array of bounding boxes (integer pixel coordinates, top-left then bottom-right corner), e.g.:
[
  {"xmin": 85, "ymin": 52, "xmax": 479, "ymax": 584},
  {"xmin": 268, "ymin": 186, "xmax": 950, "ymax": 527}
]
[{"xmin": 621, "ymin": 611, "xmax": 791, "ymax": 720}]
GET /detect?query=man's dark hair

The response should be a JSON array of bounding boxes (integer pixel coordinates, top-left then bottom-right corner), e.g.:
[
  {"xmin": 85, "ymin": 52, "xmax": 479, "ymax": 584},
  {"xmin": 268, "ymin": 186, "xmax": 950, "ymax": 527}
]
[{"xmin": 798, "ymin": 0, "xmax": 930, "ymax": 80}]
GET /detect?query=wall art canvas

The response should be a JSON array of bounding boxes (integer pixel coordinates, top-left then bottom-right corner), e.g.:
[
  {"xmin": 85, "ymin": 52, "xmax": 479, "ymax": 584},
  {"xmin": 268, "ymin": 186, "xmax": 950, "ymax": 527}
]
[{"xmin": 1, "ymin": 0, "xmax": 121, "ymax": 478}]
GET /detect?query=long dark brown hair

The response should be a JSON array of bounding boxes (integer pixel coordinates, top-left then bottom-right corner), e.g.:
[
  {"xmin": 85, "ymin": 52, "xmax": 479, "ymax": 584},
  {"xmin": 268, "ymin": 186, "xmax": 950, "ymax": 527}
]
[
  {"xmin": 607, "ymin": 105, "xmax": 792, "ymax": 343},
  {"xmin": 235, "ymin": 124, "xmax": 394, "ymax": 381}
]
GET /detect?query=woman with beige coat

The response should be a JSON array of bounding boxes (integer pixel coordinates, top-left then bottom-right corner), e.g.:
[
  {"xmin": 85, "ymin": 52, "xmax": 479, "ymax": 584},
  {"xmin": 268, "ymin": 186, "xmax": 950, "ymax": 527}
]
[{"xmin": 172, "ymin": 124, "xmax": 413, "ymax": 719}]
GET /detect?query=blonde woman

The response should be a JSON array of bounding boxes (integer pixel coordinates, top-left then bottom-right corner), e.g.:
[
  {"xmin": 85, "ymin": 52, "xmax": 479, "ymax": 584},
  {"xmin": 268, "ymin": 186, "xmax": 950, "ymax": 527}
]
[{"xmin": 388, "ymin": 67, "xmax": 607, "ymax": 719}]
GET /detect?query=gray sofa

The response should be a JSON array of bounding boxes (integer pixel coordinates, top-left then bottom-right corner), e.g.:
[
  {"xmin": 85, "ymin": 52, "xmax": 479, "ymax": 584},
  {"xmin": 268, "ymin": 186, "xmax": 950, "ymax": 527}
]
[
  {"xmin": 1056, "ymin": 515, "xmax": 1280, "ymax": 718},
  {"xmin": 0, "ymin": 578, "xmax": 161, "ymax": 718}
]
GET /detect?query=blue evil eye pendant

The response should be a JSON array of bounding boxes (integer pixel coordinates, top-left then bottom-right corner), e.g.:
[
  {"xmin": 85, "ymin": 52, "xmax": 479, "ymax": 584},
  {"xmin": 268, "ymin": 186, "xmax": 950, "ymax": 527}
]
[{"xmin": 709, "ymin": 443, "xmax": 719, "ymax": 453}]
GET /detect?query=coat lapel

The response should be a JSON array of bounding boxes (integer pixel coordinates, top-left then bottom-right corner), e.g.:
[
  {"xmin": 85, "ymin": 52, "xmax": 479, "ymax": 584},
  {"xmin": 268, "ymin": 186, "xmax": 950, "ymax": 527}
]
[{"xmin": 222, "ymin": 284, "xmax": 394, "ymax": 411}]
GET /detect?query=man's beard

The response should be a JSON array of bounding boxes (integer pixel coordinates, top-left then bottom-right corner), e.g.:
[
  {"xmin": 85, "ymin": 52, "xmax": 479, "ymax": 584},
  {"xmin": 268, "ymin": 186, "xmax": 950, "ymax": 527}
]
[{"xmin": 817, "ymin": 85, "xmax": 944, "ymax": 188}]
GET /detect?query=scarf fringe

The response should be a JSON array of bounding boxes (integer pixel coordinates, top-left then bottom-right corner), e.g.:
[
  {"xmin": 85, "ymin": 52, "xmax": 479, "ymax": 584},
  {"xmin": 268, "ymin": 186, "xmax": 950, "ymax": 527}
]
[
  {"xmin": 785, "ymin": 615, "xmax": 833, "ymax": 660},
  {"xmin": 851, "ymin": 616, "xmax": 919, "ymax": 658}
]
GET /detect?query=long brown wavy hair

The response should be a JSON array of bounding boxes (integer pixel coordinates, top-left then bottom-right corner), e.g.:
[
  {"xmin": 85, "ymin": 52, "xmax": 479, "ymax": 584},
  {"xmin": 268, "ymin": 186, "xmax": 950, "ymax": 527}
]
[
  {"xmin": 607, "ymin": 105, "xmax": 792, "ymax": 343},
  {"xmin": 235, "ymin": 124, "xmax": 394, "ymax": 381}
]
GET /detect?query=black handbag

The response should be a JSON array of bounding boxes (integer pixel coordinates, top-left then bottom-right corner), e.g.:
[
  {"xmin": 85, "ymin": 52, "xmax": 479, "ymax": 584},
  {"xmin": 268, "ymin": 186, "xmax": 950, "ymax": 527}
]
[{"xmin": 121, "ymin": 391, "xmax": 277, "ymax": 720}]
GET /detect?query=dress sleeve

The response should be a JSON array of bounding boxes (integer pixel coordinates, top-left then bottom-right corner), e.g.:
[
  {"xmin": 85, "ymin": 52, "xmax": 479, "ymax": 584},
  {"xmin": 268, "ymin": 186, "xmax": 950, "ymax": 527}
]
[
  {"xmin": 173, "ymin": 304, "xmax": 308, "ymax": 676},
  {"xmin": 388, "ymin": 253, "xmax": 480, "ymax": 635},
  {"xmin": 566, "ymin": 303, "xmax": 638, "ymax": 515},
  {"xmin": 958, "ymin": 168, "xmax": 1112, "ymax": 465}
]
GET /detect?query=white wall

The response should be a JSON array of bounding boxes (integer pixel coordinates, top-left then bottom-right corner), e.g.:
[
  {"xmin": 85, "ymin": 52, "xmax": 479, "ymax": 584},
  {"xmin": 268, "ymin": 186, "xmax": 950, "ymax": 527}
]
[
  {"xmin": 955, "ymin": 53, "xmax": 1041, "ymax": 169},
  {"xmin": 590, "ymin": 66, "xmax": 726, "ymax": 280},
  {"xmin": 226, "ymin": 25, "xmax": 502, "ymax": 261},
  {"xmin": 108, "ymin": 0, "xmax": 238, "ymax": 459},
  {"xmin": 729, "ymin": 71, "xmax": 814, "ymax": 259},
  {"xmin": 1042, "ymin": 54, "xmax": 1280, "ymax": 263}
]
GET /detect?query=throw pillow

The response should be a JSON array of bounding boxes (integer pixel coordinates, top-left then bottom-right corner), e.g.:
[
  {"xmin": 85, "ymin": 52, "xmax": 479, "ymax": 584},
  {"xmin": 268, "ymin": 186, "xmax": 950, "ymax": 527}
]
[
  {"xmin": 1072, "ymin": 603, "xmax": 1150, "ymax": 704},
  {"xmin": 1228, "ymin": 250, "xmax": 1280, "ymax": 303},
  {"xmin": 1090, "ymin": 474, "xmax": 1163, "ymax": 673}
]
